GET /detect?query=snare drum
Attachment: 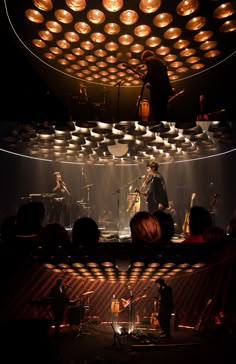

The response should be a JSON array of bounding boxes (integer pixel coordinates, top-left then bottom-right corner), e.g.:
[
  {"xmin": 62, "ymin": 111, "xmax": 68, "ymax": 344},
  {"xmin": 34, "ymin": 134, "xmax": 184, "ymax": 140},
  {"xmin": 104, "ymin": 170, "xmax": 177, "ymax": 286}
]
[{"xmin": 139, "ymin": 100, "xmax": 150, "ymax": 122}]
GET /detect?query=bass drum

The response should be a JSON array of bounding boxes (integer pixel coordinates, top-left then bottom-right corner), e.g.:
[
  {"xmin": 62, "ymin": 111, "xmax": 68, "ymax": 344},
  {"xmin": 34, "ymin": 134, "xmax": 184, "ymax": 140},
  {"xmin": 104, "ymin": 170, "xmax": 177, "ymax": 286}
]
[{"xmin": 67, "ymin": 305, "xmax": 85, "ymax": 325}]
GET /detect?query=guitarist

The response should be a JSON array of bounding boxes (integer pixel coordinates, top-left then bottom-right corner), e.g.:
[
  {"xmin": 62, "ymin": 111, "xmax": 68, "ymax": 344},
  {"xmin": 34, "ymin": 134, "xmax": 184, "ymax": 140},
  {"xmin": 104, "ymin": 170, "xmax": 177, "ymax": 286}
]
[
  {"xmin": 140, "ymin": 49, "xmax": 174, "ymax": 123},
  {"xmin": 136, "ymin": 160, "xmax": 169, "ymax": 214}
]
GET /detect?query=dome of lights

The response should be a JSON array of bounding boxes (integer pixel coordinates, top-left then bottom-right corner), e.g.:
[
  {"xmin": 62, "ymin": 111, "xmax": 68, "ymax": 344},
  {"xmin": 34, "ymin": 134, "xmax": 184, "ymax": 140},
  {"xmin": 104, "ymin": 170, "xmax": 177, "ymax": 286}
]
[{"xmin": 3, "ymin": 0, "xmax": 236, "ymax": 87}]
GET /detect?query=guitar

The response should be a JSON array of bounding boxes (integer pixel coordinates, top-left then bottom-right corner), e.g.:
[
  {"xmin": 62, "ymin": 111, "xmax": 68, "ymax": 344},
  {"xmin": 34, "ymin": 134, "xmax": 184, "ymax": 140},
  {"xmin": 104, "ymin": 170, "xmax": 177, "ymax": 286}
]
[
  {"xmin": 194, "ymin": 298, "xmax": 212, "ymax": 333},
  {"xmin": 120, "ymin": 294, "xmax": 147, "ymax": 312},
  {"xmin": 127, "ymin": 191, "xmax": 140, "ymax": 213},
  {"xmin": 134, "ymin": 188, "xmax": 147, "ymax": 197},
  {"xmin": 182, "ymin": 192, "xmax": 196, "ymax": 236}
]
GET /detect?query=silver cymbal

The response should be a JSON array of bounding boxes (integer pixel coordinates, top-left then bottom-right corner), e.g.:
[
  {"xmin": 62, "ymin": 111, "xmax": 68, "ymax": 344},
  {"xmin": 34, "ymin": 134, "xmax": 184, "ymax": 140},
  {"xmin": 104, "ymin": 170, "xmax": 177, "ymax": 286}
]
[{"xmin": 82, "ymin": 184, "xmax": 94, "ymax": 189}]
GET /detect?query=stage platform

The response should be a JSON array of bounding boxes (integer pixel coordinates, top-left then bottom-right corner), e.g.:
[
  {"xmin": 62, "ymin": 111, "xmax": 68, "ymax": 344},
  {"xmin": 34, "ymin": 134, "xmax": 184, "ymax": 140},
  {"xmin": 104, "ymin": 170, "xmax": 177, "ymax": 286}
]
[
  {"xmin": 1, "ymin": 318, "xmax": 235, "ymax": 364},
  {"xmin": 48, "ymin": 322, "xmax": 234, "ymax": 364}
]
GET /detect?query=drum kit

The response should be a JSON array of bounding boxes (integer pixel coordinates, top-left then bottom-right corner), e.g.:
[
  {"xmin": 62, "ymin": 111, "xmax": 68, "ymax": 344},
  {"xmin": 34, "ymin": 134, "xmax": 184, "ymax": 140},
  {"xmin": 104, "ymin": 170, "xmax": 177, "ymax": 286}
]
[
  {"xmin": 67, "ymin": 290, "xmax": 95, "ymax": 336},
  {"xmin": 76, "ymin": 183, "xmax": 94, "ymax": 217}
]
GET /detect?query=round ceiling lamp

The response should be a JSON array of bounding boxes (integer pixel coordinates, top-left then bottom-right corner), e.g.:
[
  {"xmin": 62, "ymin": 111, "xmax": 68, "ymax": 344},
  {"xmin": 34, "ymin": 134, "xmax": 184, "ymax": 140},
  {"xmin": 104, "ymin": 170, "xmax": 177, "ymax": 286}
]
[{"xmin": 108, "ymin": 140, "xmax": 129, "ymax": 157}]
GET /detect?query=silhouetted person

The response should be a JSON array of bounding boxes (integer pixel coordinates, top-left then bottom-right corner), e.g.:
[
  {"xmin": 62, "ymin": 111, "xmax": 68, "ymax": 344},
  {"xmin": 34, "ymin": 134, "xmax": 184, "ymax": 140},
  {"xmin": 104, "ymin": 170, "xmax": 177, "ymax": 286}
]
[
  {"xmin": 140, "ymin": 49, "xmax": 174, "ymax": 123},
  {"xmin": 76, "ymin": 81, "xmax": 89, "ymax": 123},
  {"xmin": 155, "ymin": 278, "xmax": 173, "ymax": 338},
  {"xmin": 139, "ymin": 160, "xmax": 168, "ymax": 214},
  {"xmin": 50, "ymin": 171, "xmax": 71, "ymax": 227},
  {"xmin": 9, "ymin": 201, "xmax": 46, "ymax": 257},
  {"xmin": 72, "ymin": 216, "xmax": 100, "ymax": 249},
  {"xmin": 153, "ymin": 210, "xmax": 175, "ymax": 243},
  {"xmin": 183, "ymin": 205, "xmax": 213, "ymax": 243},
  {"xmin": 48, "ymin": 278, "xmax": 69, "ymax": 337},
  {"xmin": 37, "ymin": 223, "xmax": 71, "ymax": 257}
]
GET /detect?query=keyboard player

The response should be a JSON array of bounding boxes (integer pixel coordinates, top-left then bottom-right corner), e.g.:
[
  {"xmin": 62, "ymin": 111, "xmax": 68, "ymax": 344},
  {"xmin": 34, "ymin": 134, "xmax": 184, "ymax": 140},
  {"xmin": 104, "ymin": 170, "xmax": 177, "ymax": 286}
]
[{"xmin": 50, "ymin": 171, "xmax": 71, "ymax": 227}]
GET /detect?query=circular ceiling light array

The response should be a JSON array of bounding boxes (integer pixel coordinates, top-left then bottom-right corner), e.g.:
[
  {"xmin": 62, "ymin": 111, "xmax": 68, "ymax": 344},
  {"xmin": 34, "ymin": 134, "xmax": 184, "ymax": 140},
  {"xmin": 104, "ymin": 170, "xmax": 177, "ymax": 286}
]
[{"xmin": 4, "ymin": 0, "xmax": 236, "ymax": 87}]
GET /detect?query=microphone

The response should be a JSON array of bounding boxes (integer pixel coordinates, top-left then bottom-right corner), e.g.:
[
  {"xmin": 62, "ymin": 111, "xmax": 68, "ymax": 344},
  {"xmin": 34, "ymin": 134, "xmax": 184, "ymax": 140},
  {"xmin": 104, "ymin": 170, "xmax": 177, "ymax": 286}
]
[
  {"xmin": 138, "ymin": 175, "xmax": 146, "ymax": 179},
  {"xmin": 60, "ymin": 180, "xmax": 66, "ymax": 187}
]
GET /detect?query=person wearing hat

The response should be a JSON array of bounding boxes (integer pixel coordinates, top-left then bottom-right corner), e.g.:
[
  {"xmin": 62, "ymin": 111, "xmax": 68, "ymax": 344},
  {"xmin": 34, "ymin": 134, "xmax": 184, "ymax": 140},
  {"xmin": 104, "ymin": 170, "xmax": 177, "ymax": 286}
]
[
  {"xmin": 140, "ymin": 50, "xmax": 174, "ymax": 123},
  {"xmin": 155, "ymin": 278, "xmax": 174, "ymax": 338}
]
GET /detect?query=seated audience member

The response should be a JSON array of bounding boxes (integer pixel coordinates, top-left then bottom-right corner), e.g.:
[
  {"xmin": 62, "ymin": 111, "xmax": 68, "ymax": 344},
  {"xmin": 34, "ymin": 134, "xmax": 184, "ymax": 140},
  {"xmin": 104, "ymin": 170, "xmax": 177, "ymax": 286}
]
[
  {"xmin": 9, "ymin": 201, "xmax": 46, "ymax": 256},
  {"xmin": 183, "ymin": 205, "xmax": 212, "ymax": 243},
  {"xmin": 15, "ymin": 201, "xmax": 45, "ymax": 236},
  {"xmin": 72, "ymin": 216, "xmax": 100, "ymax": 248},
  {"xmin": 37, "ymin": 223, "xmax": 71, "ymax": 256},
  {"xmin": 129, "ymin": 210, "xmax": 161, "ymax": 244},
  {"xmin": 153, "ymin": 210, "xmax": 175, "ymax": 243},
  {"xmin": 203, "ymin": 225, "xmax": 226, "ymax": 245}
]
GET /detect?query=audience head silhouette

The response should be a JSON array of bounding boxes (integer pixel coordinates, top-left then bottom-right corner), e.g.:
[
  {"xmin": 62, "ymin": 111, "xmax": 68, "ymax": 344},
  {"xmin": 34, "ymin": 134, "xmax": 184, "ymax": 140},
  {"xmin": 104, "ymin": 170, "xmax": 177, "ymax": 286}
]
[
  {"xmin": 15, "ymin": 201, "xmax": 45, "ymax": 235},
  {"xmin": 153, "ymin": 210, "xmax": 175, "ymax": 243},
  {"xmin": 189, "ymin": 205, "xmax": 212, "ymax": 235},
  {"xmin": 38, "ymin": 223, "xmax": 71, "ymax": 255},
  {"xmin": 130, "ymin": 210, "xmax": 161, "ymax": 244},
  {"xmin": 72, "ymin": 216, "xmax": 100, "ymax": 248},
  {"xmin": 183, "ymin": 205, "xmax": 213, "ymax": 243}
]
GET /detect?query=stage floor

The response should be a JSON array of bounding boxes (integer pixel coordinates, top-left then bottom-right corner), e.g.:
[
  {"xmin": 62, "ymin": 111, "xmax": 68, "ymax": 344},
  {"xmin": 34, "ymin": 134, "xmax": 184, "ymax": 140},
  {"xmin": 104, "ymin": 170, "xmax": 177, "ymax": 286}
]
[{"xmin": 47, "ymin": 322, "xmax": 235, "ymax": 364}]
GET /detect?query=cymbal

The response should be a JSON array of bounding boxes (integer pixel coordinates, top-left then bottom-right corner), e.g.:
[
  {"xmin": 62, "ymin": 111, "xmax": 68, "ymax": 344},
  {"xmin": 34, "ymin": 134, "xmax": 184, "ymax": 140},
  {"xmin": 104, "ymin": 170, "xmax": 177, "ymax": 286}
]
[
  {"xmin": 81, "ymin": 291, "xmax": 94, "ymax": 296},
  {"xmin": 82, "ymin": 184, "xmax": 94, "ymax": 189}
]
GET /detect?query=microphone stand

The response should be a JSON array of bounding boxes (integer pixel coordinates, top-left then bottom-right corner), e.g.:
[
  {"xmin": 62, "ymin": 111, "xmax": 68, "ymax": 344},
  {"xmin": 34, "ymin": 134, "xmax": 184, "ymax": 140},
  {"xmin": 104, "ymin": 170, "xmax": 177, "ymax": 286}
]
[
  {"xmin": 127, "ymin": 286, "xmax": 134, "ymax": 334},
  {"xmin": 112, "ymin": 176, "xmax": 146, "ymax": 237},
  {"xmin": 61, "ymin": 181, "xmax": 72, "ymax": 229},
  {"xmin": 114, "ymin": 79, "xmax": 124, "ymax": 122}
]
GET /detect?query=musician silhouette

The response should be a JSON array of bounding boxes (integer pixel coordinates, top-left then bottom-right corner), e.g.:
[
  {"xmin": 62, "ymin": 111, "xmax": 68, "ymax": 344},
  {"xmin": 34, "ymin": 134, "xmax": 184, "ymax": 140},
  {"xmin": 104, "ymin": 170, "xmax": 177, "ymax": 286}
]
[
  {"xmin": 50, "ymin": 171, "xmax": 71, "ymax": 227},
  {"xmin": 49, "ymin": 278, "xmax": 69, "ymax": 336}
]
